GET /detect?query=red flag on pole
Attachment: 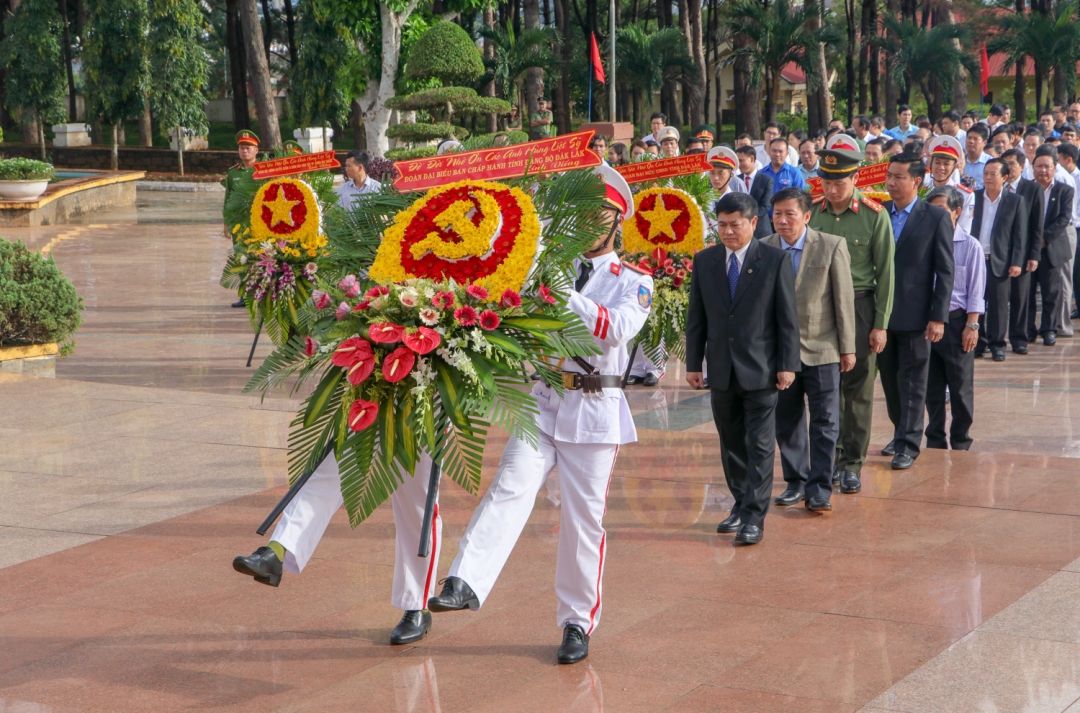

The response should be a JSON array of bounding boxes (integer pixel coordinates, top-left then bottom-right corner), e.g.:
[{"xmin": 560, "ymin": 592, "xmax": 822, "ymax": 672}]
[
  {"xmin": 980, "ymin": 44, "xmax": 991, "ymax": 98},
  {"xmin": 589, "ymin": 32, "xmax": 605, "ymax": 84}
]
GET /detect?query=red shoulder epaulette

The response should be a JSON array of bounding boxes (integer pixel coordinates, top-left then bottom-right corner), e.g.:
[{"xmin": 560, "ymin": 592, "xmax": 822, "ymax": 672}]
[
  {"xmin": 621, "ymin": 261, "xmax": 652, "ymax": 276},
  {"xmin": 957, "ymin": 183, "xmax": 973, "ymax": 193},
  {"xmin": 860, "ymin": 195, "xmax": 883, "ymax": 212},
  {"xmin": 812, "ymin": 194, "xmax": 826, "ymax": 205}
]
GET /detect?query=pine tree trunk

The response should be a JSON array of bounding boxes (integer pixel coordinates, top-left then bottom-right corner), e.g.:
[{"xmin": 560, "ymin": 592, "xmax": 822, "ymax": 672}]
[
  {"xmin": 483, "ymin": 5, "xmax": 497, "ymax": 133},
  {"xmin": 111, "ymin": 123, "xmax": 118, "ymax": 171},
  {"xmin": 1014, "ymin": 0, "xmax": 1027, "ymax": 122},
  {"xmin": 845, "ymin": 0, "xmax": 857, "ymax": 124},
  {"xmin": 239, "ymin": 0, "xmax": 281, "ymax": 148},
  {"xmin": 260, "ymin": 0, "xmax": 272, "ymax": 62},
  {"xmin": 59, "ymin": 0, "xmax": 77, "ymax": 121},
  {"xmin": 555, "ymin": 0, "xmax": 571, "ymax": 134},
  {"xmin": 21, "ymin": 115, "xmax": 37, "ymax": 144},
  {"xmin": 283, "ymin": 0, "xmax": 297, "ymax": 67},
  {"xmin": 868, "ymin": 0, "xmax": 880, "ymax": 114},
  {"xmin": 884, "ymin": 0, "xmax": 899, "ymax": 125},
  {"xmin": 857, "ymin": 0, "xmax": 870, "ymax": 114},
  {"xmin": 685, "ymin": 0, "xmax": 706, "ymax": 128},
  {"xmin": 226, "ymin": 0, "xmax": 250, "ymax": 131},
  {"xmin": 39, "ymin": 119, "xmax": 45, "ymax": 162},
  {"xmin": 524, "ymin": 0, "xmax": 542, "ymax": 121},
  {"xmin": 1054, "ymin": 68, "xmax": 1067, "ymax": 107},
  {"xmin": 177, "ymin": 126, "xmax": 185, "ymax": 177},
  {"xmin": 138, "ymin": 96, "xmax": 153, "ymax": 147},
  {"xmin": 807, "ymin": 5, "xmax": 831, "ymax": 132}
]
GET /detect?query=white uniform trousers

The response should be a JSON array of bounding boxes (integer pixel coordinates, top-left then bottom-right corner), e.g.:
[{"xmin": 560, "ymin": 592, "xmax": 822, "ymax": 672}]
[
  {"xmin": 1058, "ymin": 225, "xmax": 1077, "ymax": 336},
  {"xmin": 449, "ymin": 432, "xmax": 620, "ymax": 635},
  {"xmin": 271, "ymin": 452, "xmax": 442, "ymax": 612}
]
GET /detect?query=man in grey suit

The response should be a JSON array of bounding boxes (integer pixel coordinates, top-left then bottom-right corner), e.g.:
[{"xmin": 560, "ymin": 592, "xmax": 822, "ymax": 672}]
[{"xmin": 764, "ymin": 188, "xmax": 856, "ymax": 512}]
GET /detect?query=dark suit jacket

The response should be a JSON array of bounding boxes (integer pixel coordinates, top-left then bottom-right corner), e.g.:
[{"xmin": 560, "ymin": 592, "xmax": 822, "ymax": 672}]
[
  {"xmin": 881, "ymin": 198, "xmax": 955, "ymax": 331},
  {"xmin": 1014, "ymin": 179, "xmax": 1045, "ymax": 263},
  {"xmin": 685, "ymin": 238, "xmax": 801, "ymax": 391},
  {"xmin": 971, "ymin": 190, "xmax": 1028, "ymax": 278},
  {"xmin": 732, "ymin": 172, "xmax": 774, "ymax": 238},
  {"xmin": 1039, "ymin": 181, "xmax": 1075, "ymax": 268}
]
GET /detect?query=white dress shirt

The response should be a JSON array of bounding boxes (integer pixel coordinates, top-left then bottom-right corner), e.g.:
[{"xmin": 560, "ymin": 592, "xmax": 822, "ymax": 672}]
[
  {"xmin": 977, "ymin": 189, "xmax": 1002, "ymax": 254},
  {"xmin": 731, "ymin": 169, "xmax": 758, "ymax": 194},
  {"xmin": 725, "ymin": 241, "xmax": 752, "ymax": 273},
  {"xmin": 336, "ymin": 175, "xmax": 381, "ymax": 209},
  {"xmin": 755, "ymin": 143, "xmax": 799, "ymax": 168},
  {"xmin": 1021, "ymin": 162, "xmax": 1077, "ymax": 190}
]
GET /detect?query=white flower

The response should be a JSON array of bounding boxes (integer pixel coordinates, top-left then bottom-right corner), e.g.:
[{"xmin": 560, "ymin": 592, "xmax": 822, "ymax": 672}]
[
  {"xmin": 399, "ymin": 287, "xmax": 420, "ymax": 307},
  {"xmin": 422, "ymin": 286, "xmax": 436, "ymax": 299},
  {"xmin": 419, "ymin": 308, "xmax": 439, "ymax": 326},
  {"xmin": 370, "ymin": 296, "xmax": 387, "ymax": 310},
  {"xmin": 239, "ymin": 254, "xmax": 248, "ymax": 264}
]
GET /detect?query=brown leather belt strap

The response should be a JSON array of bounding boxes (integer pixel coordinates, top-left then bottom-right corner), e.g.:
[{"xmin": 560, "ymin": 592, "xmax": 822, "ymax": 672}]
[{"xmin": 561, "ymin": 372, "xmax": 624, "ymax": 390}]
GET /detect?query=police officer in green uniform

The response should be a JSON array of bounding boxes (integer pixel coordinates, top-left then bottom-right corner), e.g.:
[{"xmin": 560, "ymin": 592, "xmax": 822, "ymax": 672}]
[
  {"xmin": 224, "ymin": 130, "xmax": 259, "ymax": 307},
  {"xmin": 808, "ymin": 137, "xmax": 895, "ymax": 495},
  {"xmin": 283, "ymin": 139, "xmax": 303, "ymax": 155}
]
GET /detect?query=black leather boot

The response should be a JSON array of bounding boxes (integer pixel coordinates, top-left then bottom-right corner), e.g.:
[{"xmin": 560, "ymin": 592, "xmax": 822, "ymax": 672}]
[{"xmin": 232, "ymin": 546, "xmax": 282, "ymax": 587}]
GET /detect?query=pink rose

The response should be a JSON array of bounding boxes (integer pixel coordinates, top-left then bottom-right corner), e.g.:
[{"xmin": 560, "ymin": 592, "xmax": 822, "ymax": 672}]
[{"xmin": 538, "ymin": 284, "xmax": 556, "ymax": 305}]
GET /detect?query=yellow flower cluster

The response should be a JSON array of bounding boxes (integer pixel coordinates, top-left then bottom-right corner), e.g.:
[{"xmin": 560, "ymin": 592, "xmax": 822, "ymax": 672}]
[
  {"xmin": 369, "ymin": 179, "xmax": 540, "ymax": 300},
  {"xmin": 622, "ymin": 187, "xmax": 705, "ymax": 256},
  {"xmin": 247, "ymin": 178, "xmax": 326, "ymax": 258}
]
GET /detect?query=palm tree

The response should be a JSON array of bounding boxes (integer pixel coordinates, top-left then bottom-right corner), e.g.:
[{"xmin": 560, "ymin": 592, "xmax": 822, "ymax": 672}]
[
  {"xmin": 616, "ymin": 25, "xmax": 695, "ymax": 131},
  {"xmin": 478, "ymin": 22, "xmax": 559, "ymax": 118},
  {"xmin": 878, "ymin": 15, "xmax": 976, "ymax": 122},
  {"xmin": 986, "ymin": 1, "xmax": 1080, "ymax": 114},
  {"xmin": 721, "ymin": 0, "xmax": 839, "ymax": 123}
]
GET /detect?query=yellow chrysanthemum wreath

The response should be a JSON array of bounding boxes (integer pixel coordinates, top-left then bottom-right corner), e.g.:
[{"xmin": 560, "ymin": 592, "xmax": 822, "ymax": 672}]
[
  {"xmin": 247, "ymin": 177, "xmax": 327, "ymax": 259},
  {"xmin": 369, "ymin": 179, "xmax": 541, "ymax": 300},
  {"xmin": 622, "ymin": 187, "xmax": 705, "ymax": 256}
]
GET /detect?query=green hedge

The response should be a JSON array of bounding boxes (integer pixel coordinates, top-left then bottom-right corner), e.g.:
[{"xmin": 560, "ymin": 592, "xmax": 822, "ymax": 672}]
[
  {"xmin": 385, "ymin": 122, "xmax": 468, "ymax": 143},
  {"xmin": 386, "ymin": 146, "xmax": 439, "ymax": 161},
  {"xmin": 0, "ymin": 238, "xmax": 82, "ymax": 354},
  {"xmin": 405, "ymin": 22, "xmax": 484, "ymax": 86}
]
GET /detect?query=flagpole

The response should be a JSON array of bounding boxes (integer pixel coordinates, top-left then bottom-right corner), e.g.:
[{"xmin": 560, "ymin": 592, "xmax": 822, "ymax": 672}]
[
  {"xmin": 588, "ymin": 69, "xmax": 593, "ymax": 122},
  {"xmin": 609, "ymin": 0, "xmax": 616, "ymax": 120}
]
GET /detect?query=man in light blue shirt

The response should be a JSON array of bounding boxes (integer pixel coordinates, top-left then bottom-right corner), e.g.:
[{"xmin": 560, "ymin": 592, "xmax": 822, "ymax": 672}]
[
  {"xmin": 886, "ymin": 105, "xmax": 917, "ymax": 141},
  {"xmin": 889, "ymin": 193, "xmax": 915, "ymax": 240},
  {"xmin": 760, "ymin": 138, "xmax": 806, "ymax": 216}
]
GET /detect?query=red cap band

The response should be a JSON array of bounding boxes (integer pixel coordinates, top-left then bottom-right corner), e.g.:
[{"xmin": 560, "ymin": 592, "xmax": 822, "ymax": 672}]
[
  {"xmin": 932, "ymin": 145, "xmax": 960, "ymax": 160},
  {"xmin": 710, "ymin": 156, "xmax": 736, "ymax": 170},
  {"xmin": 831, "ymin": 139, "xmax": 858, "ymax": 152},
  {"xmin": 604, "ymin": 184, "xmax": 627, "ymax": 214}
]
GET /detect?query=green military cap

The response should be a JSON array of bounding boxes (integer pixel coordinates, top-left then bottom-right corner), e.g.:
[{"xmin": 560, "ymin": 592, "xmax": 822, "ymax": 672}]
[
  {"xmin": 282, "ymin": 140, "xmax": 303, "ymax": 155},
  {"xmin": 817, "ymin": 134, "xmax": 863, "ymax": 178},
  {"xmin": 693, "ymin": 125, "xmax": 716, "ymax": 141},
  {"xmin": 236, "ymin": 130, "xmax": 260, "ymax": 147}
]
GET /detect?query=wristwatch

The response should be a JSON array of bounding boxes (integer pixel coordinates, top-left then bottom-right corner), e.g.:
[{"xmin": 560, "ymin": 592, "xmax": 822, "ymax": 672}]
[{"xmin": 966, "ymin": 322, "xmax": 980, "ymax": 332}]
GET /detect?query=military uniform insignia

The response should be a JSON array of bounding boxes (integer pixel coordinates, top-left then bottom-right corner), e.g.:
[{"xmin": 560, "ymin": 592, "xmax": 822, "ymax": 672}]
[
  {"xmin": 860, "ymin": 195, "xmax": 884, "ymax": 212},
  {"xmin": 638, "ymin": 285, "xmax": 652, "ymax": 309},
  {"xmin": 621, "ymin": 261, "xmax": 651, "ymax": 276},
  {"xmin": 610, "ymin": 261, "xmax": 622, "ymax": 276}
]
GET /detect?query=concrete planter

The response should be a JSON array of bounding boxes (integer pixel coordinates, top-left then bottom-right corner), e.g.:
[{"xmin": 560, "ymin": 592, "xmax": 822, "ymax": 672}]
[
  {"xmin": 0, "ymin": 179, "xmax": 50, "ymax": 201},
  {"xmin": 0, "ymin": 343, "xmax": 58, "ymax": 378}
]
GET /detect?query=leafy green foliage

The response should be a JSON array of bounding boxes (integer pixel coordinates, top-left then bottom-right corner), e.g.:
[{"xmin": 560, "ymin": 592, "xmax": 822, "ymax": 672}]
[
  {"xmin": 462, "ymin": 130, "xmax": 530, "ymax": 150},
  {"xmin": 405, "ymin": 21, "xmax": 484, "ymax": 86},
  {"xmin": 0, "ymin": 238, "xmax": 82, "ymax": 353},
  {"xmin": 0, "ymin": 0, "xmax": 67, "ymax": 133},
  {"xmin": 147, "ymin": 0, "xmax": 209, "ymax": 140},
  {"xmin": 289, "ymin": 6, "xmax": 355, "ymax": 127},
  {"xmin": 0, "ymin": 158, "xmax": 54, "ymax": 181},
  {"xmin": 479, "ymin": 23, "xmax": 559, "ymax": 112},
  {"xmin": 616, "ymin": 26, "xmax": 695, "ymax": 126},
  {"xmin": 385, "ymin": 146, "xmax": 438, "ymax": 161},
  {"xmin": 984, "ymin": 3, "xmax": 1078, "ymax": 112},
  {"xmin": 83, "ymin": 0, "xmax": 150, "ymax": 125},
  {"xmin": 385, "ymin": 122, "xmax": 468, "ymax": 142},
  {"xmin": 385, "ymin": 86, "xmax": 477, "ymax": 112}
]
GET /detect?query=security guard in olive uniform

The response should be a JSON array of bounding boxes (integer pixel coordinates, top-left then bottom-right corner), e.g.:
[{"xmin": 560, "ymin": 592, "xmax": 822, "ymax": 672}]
[
  {"xmin": 807, "ymin": 135, "xmax": 894, "ymax": 495},
  {"xmin": 224, "ymin": 130, "xmax": 259, "ymax": 307}
]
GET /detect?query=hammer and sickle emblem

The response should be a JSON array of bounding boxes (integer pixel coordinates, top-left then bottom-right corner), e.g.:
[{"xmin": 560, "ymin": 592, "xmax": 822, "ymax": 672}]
[{"xmin": 410, "ymin": 190, "xmax": 502, "ymax": 260}]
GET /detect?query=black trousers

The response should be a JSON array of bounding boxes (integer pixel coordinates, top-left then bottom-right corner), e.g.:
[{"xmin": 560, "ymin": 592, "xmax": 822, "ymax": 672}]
[
  {"xmin": 1010, "ymin": 271, "xmax": 1032, "ymax": 348},
  {"xmin": 978, "ymin": 257, "xmax": 1010, "ymax": 352},
  {"xmin": 775, "ymin": 362, "xmax": 840, "ymax": 500},
  {"xmin": 878, "ymin": 328, "xmax": 931, "ymax": 457},
  {"xmin": 926, "ymin": 310, "xmax": 976, "ymax": 450},
  {"xmin": 711, "ymin": 382, "xmax": 778, "ymax": 529},
  {"xmin": 1028, "ymin": 250, "xmax": 1063, "ymax": 338}
]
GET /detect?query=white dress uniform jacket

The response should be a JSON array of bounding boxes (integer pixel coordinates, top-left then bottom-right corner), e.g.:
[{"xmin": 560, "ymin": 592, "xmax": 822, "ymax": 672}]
[{"xmin": 924, "ymin": 172, "xmax": 976, "ymax": 233}]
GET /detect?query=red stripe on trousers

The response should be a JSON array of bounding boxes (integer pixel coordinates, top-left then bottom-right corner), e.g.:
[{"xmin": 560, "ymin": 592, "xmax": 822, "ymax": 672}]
[
  {"xmin": 423, "ymin": 502, "xmax": 439, "ymax": 598},
  {"xmin": 587, "ymin": 444, "xmax": 619, "ymax": 635}
]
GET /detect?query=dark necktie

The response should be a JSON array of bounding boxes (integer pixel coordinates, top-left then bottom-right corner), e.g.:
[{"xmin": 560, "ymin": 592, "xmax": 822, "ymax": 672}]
[
  {"xmin": 575, "ymin": 260, "xmax": 593, "ymax": 291},
  {"xmin": 744, "ymin": 174, "xmax": 751, "ymax": 189},
  {"xmin": 727, "ymin": 255, "xmax": 739, "ymax": 300}
]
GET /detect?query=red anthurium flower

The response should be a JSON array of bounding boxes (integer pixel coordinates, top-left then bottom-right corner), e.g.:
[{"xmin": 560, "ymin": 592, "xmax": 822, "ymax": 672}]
[
  {"xmin": 538, "ymin": 284, "xmax": 556, "ymax": 304},
  {"xmin": 466, "ymin": 285, "xmax": 489, "ymax": 301},
  {"xmin": 499, "ymin": 289, "xmax": 522, "ymax": 308},
  {"xmin": 369, "ymin": 322, "xmax": 405, "ymax": 343},
  {"xmin": 331, "ymin": 337, "xmax": 373, "ymax": 368},
  {"xmin": 637, "ymin": 259, "xmax": 653, "ymax": 272},
  {"xmin": 454, "ymin": 305, "xmax": 478, "ymax": 326},
  {"xmin": 382, "ymin": 347, "xmax": 416, "ymax": 383},
  {"xmin": 403, "ymin": 327, "xmax": 441, "ymax": 354},
  {"xmin": 347, "ymin": 399, "xmax": 379, "ymax": 432},
  {"xmin": 346, "ymin": 353, "xmax": 375, "ymax": 385},
  {"xmin": 304, "ymin": 336, "xmax": 319, "ymax": 357},
  {"xmin": 651, "ymin": 247, "xmax": 668, "ymax": 265},
  {"xmin": 479, "ymin": 310, "xmax": 501, "ymax": 330},
  {"xmin": 312, "ymin": 290, "xmax": 331, "ymax": 310}
]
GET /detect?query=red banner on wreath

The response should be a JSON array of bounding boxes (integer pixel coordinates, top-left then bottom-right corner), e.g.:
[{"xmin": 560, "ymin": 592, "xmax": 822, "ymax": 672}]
[
  {"xmin": 252, "ymin": 150, "xmax": 341, "ymax": 179},
  {"xmin": 392, "ymin": 131, "xmax": 601, "ymax": 192},
  {"xmin": 807, "ymin": 161, "xmax": 890, "ymax": 195},
  {"xmin": 615, "ymin": 153, "xmax": 713, "ymax": 184}
]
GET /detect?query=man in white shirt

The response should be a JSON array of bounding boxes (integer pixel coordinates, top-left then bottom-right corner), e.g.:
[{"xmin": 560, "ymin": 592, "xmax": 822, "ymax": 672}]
[
  {"xmin": 755, "ymin": 122, "xmax": 799, "ymax": 167},
  {"xmin": 335, "ymin": 150, "xmax": 381, "ymax": 209},
  {"xmin": 1021, "ymin": 129, "xmax": 1076, "ymax": 189},
  {"xmin": 643, "ymin": 112, "xmax": 667, "ymax": 145},
  {"xmin": 963, "ymin": 124, "xmax": 991, "ymax": 189},
  {"xmin": 923, "ymin": 135, "xmax": 975, "ymax": 232}
]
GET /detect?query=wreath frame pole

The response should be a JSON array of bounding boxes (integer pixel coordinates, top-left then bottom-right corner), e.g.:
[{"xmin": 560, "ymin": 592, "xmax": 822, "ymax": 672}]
[{"xmin": 246, "ymin": 317, "xmax": 264, "ymax": 367}]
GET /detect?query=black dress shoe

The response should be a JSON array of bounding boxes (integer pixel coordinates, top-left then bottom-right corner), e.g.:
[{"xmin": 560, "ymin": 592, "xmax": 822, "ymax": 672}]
[
  {"xmin": 232, "ymin": 546, "xmax": 282, "ymax": 587},
  {"xmin": 557, "ymin": 624, "xmax": 589, "ymax": 664},
  {"xmin": 839, "ymin": 470, "xmax": 861, "ymax": 494},
  {"xmin": 774, "ymin": 488, "xmax": 804, "ymax": 506},
  {"xmin": 530, "ymin": 371, "xmax": 541, "ymax": 381},
  {"xmin": 716, "ymin": 512, "xmax": 742, "ymax": 533},
  {"xmin": 702, "ymin": 378, "xmax": 709, "ymax": 389},
  {"xmin": 1045, "ymin": 333, "xmax": 1057, "ymax": 346},
  {"xmin": 734, "ymin": 523, "xmax": 763, "ymax": 544},
  {"xmin": 427, "ymin": 576, "xmax": 480, "ymax": 612},
  {"xmin": 880, "ymin": 442, "xmax": 896, "ymax": 457},
  {"xmin": 642, "ymin": 373, "xmax": 659, "ymax": 387},
  {"xmin": 231, "ymin": 298, "xmax": 246, "ymax": 308},
  {"xmin": 625, "ymin": 375, "xmax": 643, "ymax": 385},
  {"xmin": 805, "ymin": 495, "xmax": 832, "ymax": 512},
  {"xmin": 891, "ymin": 453, "xmax": 915, "ymax": 470},
  {"xmin": 390, "ymin": 610, "xmax": 432, "ymax": 645},
  {"xmin": 1013, "ymin": 344, "xmax": 1028, "ymax": 355},
  {"xmin": 832, "ymin": 466, "xmax": 841, "ymax": 485},
  {"xmin": 992, "ymin": 349, "xmax": 1006, "ymax": 361}
]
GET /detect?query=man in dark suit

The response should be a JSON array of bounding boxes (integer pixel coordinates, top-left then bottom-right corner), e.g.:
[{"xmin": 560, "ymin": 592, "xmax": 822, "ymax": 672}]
[
  {"xmin": 971, "ymin": 158, "xmax": 1029, "ymax": 361},
  {"xmin": 879, "ymin": 153, "xmax": 955, "ymax": 470},
  {"xmin": 1002, "ymin": 148, "xmax": 1044, "ymax": 353},
  {"xmin": 1027, "ymin": 145, "xmax": 1075, "ymax": 345},
  {"xmin": 733, "ymin": 145, "xmax": 774, "ymax": 238},
  {"xmin": 686, "ymin": 193, "xmax": 801, "ymax": 545}
]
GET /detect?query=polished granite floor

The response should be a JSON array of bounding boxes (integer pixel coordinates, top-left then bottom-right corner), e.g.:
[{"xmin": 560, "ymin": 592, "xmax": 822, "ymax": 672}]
[{"xmin": 4, "ymin": 192, "xmax": 1080, "ymax": 712}]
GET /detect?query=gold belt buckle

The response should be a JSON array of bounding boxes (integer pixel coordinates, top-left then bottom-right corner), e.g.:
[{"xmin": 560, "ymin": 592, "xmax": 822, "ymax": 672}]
[{"xmin": 562, "ymin": 372, "xmax": 581, "ymax": 389}]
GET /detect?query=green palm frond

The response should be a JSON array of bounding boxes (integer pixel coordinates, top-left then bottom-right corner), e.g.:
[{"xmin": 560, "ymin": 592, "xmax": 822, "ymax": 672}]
[
  {"xmin": 616, "ymin": 26, "xmax": 695, "ymax": 98},
  {"xmin": 721, "ymin": 0, "xmax": 838, "ymax": 91},
  {"xmin": 880, "ymin": 15, "xmax": 977, "ymax": 95}
]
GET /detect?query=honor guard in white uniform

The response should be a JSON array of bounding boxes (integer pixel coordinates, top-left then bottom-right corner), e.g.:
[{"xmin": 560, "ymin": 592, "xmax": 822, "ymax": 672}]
[
  {"xmin": 924, "ymin": 135, "xmax": 975, "ymax": 233},
  {"xmin": 232, "ymin": 450, "xmax": 443, "ymax": 645},
  {"xmin": 426, "ymin": 165, "xmax": 653, "ymax": 665}
]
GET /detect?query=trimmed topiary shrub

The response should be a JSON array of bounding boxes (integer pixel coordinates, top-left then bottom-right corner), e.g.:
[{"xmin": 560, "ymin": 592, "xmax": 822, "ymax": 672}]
[
  {"xmin": 405, "ymin": 22, "xmax": 484, "ymax": 86},
  {"xmin": 0, "ymin": 157, "xmax": 54, "ymax": 181},
  {"xmin": 0, "ymin": 237, "xmax": 82, "ymax": 354},
  {"xmin": 385, "ymin": 122, "xmax": 468, "ymax": 142},
  {"xmin": 385, "ymin": 146, "xmax": 438, "ymax": 161}
]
